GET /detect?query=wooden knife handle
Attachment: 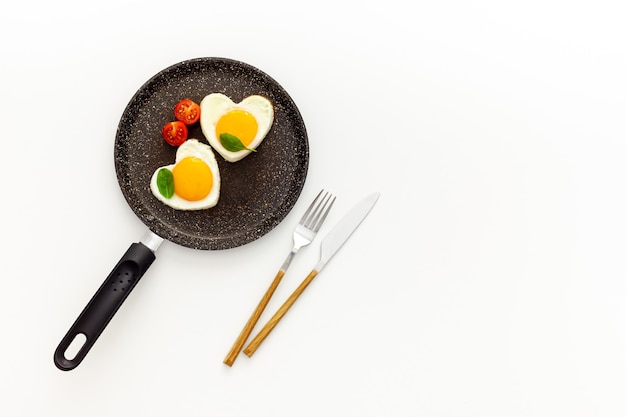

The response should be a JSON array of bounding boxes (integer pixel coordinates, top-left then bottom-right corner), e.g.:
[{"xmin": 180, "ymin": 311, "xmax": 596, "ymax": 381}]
[{"xmin": 243, "ymin": 269, "xmax": 319, "ymax": 357}]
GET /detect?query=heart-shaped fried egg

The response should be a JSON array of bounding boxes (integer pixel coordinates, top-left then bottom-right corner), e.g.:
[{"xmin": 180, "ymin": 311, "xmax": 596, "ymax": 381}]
[
  {"xmin": 150, "ymin": 139, "xmax": 221, "ymax": 210},
  {"xmin": 200, "ymin": 93, "xmax": 274, "ymax": 162}
]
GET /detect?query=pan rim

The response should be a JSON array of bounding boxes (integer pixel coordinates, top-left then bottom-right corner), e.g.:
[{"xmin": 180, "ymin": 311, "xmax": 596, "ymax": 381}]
[{"xmin": 113, "ymin": 57, "xmax": 309, "ymax": 250}]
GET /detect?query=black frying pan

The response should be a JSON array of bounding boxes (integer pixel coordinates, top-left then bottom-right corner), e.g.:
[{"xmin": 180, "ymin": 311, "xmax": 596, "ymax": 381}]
[{"xmin": 54, "ymin": 57, "xmax": 309, "ymax": 371}]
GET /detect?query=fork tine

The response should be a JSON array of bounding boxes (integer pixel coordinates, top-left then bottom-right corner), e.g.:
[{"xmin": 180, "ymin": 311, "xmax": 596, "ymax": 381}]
[
  {"xmin": 302, "ymin": 192, "xmax": 326, "ymax": 228},
  {"xmin": 310, "ymin": 194, "xmax": 335, "ymax": 232},
  {"xmin": 303, "ymin": 191, "xmax": 332, "ymax": 229},
  {"xmin": 299, "ymin": 190, "xmax": 324, "ymax": 224}
]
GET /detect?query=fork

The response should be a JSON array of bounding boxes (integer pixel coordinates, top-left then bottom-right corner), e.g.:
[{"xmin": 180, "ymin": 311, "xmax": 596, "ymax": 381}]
[{"xmin": 223, "ymin": 190, "xmax": 335, "ymax": 366}]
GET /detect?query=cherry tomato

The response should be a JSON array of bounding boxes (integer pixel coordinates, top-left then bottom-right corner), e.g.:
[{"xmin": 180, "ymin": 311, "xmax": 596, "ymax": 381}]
[
  {"xmin": 174, "ymin": 99, "xmax": 201, "ymax": 125},
  {"xmin": 162, "ymin": 121, "xmax": 188, "ymax": 146}
]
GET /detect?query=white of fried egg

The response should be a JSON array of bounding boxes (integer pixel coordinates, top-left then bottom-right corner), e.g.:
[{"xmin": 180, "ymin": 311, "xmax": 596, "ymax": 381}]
[
  {"xmin": 200, "ymin": 93, "xmax": 274, "ymax": 162},
  {"xmin": 150, "ymin": 139, "xmax": 221, "ymax": 210}
]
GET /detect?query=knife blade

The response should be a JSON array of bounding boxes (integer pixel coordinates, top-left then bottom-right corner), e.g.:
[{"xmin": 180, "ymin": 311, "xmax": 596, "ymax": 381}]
[
  {"xmin": 243, "ymin": 192, "xmax": 380, "ymax": 357},
  {"xmin": 316, "ymin": 191, "xmax": 380, "ymax": 271}
]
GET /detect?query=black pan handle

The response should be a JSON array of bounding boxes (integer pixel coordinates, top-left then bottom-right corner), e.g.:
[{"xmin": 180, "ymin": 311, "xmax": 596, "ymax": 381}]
[{"xmin": 54, "ymin": 240, "xmax": 158, "ymax": 371}]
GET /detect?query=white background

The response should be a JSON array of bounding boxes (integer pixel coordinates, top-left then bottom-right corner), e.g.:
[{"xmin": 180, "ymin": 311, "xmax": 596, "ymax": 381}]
[{"xmin": 1, "ymin": 1, "xmax": 626, "ymax": 415}]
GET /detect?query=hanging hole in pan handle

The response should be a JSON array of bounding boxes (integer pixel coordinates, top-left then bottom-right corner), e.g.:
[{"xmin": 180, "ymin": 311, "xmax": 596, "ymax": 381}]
[{"xmin": 54, "ymin": 233, "xmax": 163, "ymax": 371}]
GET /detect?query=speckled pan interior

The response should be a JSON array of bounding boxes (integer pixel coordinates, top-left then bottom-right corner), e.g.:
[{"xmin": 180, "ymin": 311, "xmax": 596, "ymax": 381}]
[{"xmin": 114, "ymin": 57, "xmax": 309, "ymax": 250}]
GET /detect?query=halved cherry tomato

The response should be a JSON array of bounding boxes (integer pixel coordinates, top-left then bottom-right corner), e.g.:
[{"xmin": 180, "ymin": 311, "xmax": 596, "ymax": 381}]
[
  {"xmin": 174, "ymin": 99, "xmax": 201, "ymax": 125},
  {"xmin": 162, "ymin": 121, "xmax": 188, "ymax": 146}
]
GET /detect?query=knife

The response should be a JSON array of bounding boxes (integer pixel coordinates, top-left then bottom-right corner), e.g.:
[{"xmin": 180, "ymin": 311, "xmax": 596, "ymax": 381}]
[{"xmin": 243, "ymin": 192, "xmax": 380, "ymax": 357}]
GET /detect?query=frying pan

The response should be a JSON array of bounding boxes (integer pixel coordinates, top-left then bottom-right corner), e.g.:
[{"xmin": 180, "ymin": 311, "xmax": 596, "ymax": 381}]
[{"xmin": 54, "ymin": 57, "xmax": 309, "ymax": 371}]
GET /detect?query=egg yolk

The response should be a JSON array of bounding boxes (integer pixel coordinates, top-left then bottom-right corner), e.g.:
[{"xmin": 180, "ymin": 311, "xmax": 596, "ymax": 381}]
[
  {"xmin": 172, "ymin": 157, "xmax": 213, "ymax": 201},
  {"xmin": 215, "ymin": 109, "xmax": 258, "ymax": 146}
]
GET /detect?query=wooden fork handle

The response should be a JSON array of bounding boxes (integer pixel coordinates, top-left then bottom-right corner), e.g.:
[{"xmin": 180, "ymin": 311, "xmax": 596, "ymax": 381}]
[
  {"xmin": 243, "ymin": 269, "xmax": 319, "ymax": 357},
  {"xmin": 223, "ymin": 269, "xmax": 286, "ymax": 366}
]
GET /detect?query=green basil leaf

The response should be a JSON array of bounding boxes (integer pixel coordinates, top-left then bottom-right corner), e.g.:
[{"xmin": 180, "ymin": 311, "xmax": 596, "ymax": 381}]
[
  {"xmin": 220, "ymin": 133, "xmax": 257, "ymax": 153},
  {"xmin": 156, "ymin": 168, "xmax": 174, "ymax": 199}
]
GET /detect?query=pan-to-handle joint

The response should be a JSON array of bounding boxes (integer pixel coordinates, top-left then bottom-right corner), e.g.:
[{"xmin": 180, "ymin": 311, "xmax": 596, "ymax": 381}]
[{"xmin": 141, "ymin": 230, "xmax": 164, "ymax": 253}]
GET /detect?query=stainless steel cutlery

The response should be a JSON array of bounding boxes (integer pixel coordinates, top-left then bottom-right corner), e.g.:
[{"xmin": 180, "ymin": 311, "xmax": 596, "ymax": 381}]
[
  {"xmin": 224, "ymin": 190, "xmax": 335, "ymax": 366},
  {"xmin": 242, "ymin": 192, "xmax": 380, "ymax": 359}
]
